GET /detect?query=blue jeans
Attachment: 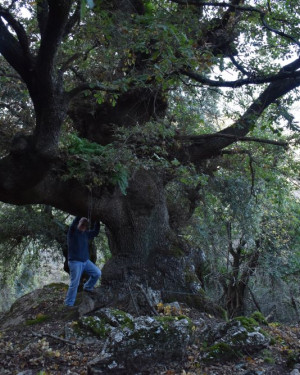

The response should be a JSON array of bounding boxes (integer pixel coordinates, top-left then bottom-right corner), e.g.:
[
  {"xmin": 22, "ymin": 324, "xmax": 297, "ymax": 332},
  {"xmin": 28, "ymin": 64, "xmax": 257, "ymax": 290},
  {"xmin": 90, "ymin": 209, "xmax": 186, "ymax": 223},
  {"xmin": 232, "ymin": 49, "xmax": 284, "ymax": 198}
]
[{"xmin": 64, "ymin": 260, "xmax": 101, "ymax": 306}]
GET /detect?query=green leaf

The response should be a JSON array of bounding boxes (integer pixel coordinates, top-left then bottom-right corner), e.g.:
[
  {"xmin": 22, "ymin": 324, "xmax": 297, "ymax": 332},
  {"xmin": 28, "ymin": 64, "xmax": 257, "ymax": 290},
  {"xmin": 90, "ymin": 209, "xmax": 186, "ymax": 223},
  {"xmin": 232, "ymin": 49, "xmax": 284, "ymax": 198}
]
[{"xmin": 80, "ymin": 0, "xmax": 87, "ymax": 19}]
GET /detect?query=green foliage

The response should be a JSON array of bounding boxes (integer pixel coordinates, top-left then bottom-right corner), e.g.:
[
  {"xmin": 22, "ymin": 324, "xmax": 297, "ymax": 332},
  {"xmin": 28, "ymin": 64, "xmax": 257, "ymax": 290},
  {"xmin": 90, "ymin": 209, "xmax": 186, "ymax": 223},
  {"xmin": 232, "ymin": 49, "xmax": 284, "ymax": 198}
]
[
  {"xmin": 60, "ymin": 133, "xmax": 129, "ymax": 194},
  {"xmin": 251, "ymin": 311, "xmax": 268, "ymax": 325},
  {"xmin": 80, "ymin": 0, "xmax": 95, "ymax": 19},
  {"xmin": 234, "ymin": 316, "xmax": 259, "ymax": 332},
  {"xmin": 80, "ymin": 316, "xmax": 111, "ymax": 338},
  {"xmin": 261, "ymin": 349, "xmax": 275, "ymax": 364},
  {"xmin": 181, "ymin": 134, "xmax": 300, "ymax": 319},
  {"xmin": 203, "ymin": 342, "xmax": 241, "ymax": 361},
  {"xmin": 0, "ymin": 204, "xmax": 68, "ymax": 312},
  {"xmin": 286, "ymin": 349, "xmax": 300, "ymax": 368},
  {"xmin": 25, "ymin": 313, "xmax": 49, "ymax": 326},
  {"xmin": 110, "ymin": 164, "xmax": 128, "ymax": 196},
  {"xmin": 66, "ymin": 133, "xmax": 109, "ymax": 156}
]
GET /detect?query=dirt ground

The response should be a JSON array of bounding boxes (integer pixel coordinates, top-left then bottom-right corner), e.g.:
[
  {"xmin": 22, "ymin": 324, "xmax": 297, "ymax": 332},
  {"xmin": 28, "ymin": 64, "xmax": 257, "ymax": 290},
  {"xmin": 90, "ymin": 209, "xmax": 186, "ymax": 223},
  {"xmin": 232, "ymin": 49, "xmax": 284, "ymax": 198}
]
[{"xmin": 0, "ymin": 283, "xmax": 299, "ymax": 375}]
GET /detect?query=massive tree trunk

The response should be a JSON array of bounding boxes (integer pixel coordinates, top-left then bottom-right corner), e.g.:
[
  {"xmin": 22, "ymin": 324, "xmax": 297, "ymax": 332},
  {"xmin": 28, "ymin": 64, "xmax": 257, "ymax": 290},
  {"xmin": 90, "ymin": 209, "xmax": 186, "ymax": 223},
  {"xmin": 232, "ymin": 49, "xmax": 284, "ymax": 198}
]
[{"xmin": 84, "ymin": 169, "xmax": 219, "ymax": 314}]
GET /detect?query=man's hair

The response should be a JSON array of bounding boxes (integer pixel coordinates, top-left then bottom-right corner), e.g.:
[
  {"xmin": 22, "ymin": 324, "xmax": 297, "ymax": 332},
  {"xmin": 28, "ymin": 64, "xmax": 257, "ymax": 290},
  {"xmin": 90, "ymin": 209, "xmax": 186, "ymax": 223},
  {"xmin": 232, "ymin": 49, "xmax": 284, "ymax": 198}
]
[{"xmin": 79, "ymin": 217, "xmax": 89, "ymax": 224}]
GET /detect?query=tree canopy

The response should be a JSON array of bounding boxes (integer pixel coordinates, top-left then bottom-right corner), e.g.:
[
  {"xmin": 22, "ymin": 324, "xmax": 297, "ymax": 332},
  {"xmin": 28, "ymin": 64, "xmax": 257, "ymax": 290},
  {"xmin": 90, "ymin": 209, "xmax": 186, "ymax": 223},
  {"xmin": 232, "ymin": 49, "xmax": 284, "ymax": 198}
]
[{"xmin": 0, "ymin": 0, "xmax": 299, "ymax": 207}]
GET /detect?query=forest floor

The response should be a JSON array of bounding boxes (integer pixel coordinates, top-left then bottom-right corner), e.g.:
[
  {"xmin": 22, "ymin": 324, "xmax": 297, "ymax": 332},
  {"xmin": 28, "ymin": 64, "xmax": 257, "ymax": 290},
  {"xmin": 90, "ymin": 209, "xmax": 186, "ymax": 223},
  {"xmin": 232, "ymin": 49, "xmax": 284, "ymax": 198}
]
[{"xmin": 0, "ymin": 283, "xmax": 300, "ymax": 375}]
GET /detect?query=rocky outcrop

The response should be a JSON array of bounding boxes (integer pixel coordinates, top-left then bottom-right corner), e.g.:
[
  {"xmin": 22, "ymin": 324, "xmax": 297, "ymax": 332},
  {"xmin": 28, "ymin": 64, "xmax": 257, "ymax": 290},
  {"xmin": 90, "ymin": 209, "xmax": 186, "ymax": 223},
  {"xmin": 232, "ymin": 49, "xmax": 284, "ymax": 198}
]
[
  {"xmin": 200, "ymin": 317, "xmax": 270, "ymax": 361},
  {"xmin": 0, "ymin": 283, "xmax": 69, "ymax": 329},
  {"xmin": 0, "ymin": 285, "xmax": 274, "ymax": 375},
  {"xmin": 63, "ymin": 307, "xmax": 273, "ymax": 374},
  {"xmin": 66, "ymin": 307, "xmax": 194, "ymax": 374}
]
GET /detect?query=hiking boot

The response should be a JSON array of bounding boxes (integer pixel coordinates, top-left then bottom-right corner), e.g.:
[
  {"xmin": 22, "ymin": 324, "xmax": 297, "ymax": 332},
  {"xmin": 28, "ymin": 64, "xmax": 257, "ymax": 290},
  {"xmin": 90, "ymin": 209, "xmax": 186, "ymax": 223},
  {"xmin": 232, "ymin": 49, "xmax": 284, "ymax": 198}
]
[
  {"xmin": 63, "ymin": 305, "xmax": 77, "ymax": 310},
  {"xmin": 83, "ymin": 288, "xmax": 97, "ymax": 295}
]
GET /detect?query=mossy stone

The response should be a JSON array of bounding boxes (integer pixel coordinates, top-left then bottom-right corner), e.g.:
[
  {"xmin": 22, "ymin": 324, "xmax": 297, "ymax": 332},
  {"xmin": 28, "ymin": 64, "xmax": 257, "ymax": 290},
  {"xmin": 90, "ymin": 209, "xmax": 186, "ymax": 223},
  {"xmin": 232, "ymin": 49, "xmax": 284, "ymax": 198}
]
[
  {"xmin": 234, "ymin": 316, "xmax": 259, "ymax": 332},
  {"xmin": 25, "ymin": 313, "xmax": 49, "ymax": 325},
  {"xmin": 110, "ymin": 309, "xmax": 135, "ymax": 330},
  {"xmin": 154, "ymin": 315, "xmax": 192, "ymax": 330},
  {"xmin": 203, "ymin": 342, "xmax": 241, "ymax": 361},
  {"xmin": 80, "ymin": 316, "xmax": 111, "ymax": 338},
  {"xmin": 251, "ymin": 311, "xmax": 268, "ymax": 325}
]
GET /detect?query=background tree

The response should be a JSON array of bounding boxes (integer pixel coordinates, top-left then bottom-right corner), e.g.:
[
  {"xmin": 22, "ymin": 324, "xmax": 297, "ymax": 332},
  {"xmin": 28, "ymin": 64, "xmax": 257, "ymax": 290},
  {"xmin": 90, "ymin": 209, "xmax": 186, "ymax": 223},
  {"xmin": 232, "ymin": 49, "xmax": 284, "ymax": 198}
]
[
  {"xmin": 0, "ymin": 0, "xmax": 299, "ymax": 313},
  {"xmin": 186, "ymin": 129, "xmax": 300, "ymax": 317}
]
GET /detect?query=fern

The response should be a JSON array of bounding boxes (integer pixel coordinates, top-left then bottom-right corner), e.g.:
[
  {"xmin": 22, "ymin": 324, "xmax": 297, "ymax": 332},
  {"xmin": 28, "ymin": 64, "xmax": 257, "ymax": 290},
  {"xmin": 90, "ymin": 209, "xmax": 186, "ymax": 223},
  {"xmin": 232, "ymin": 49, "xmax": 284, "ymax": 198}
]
[
  {"xmin": 60, "ymin": 134, "xmax": 129, "ymax": 194},
  {"xmin": 111, "ymin": 164, "xmax": 129, "ymax": 195}
]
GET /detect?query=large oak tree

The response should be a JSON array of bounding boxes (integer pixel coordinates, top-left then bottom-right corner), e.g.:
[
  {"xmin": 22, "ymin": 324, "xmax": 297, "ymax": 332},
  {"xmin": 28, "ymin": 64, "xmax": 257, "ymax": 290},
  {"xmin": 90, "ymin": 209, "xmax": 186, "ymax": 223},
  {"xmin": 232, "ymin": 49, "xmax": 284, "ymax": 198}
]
[{"xmin": 0, "ymin": 0, "xmax": 299, "ymax": 313}]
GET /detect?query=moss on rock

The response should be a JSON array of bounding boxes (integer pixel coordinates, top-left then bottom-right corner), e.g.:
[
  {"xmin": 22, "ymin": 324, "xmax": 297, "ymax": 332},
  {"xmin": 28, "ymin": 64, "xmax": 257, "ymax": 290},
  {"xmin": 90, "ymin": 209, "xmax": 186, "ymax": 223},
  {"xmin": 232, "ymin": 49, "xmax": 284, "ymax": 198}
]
[
  {"xmin": 251, "ymin": 311, "xmax": 268, "ymax": 325},
  {"xmin": 109, "ymin": 309, "xmax": 135, "ymax": 330},
  {"xmin": 203, "ymin": 342, "xmax": 241, "ymax": 361},
  {"xmin": 77, "ymin": 308, "xmax": 193, "ymax": 368},
  {"xmin": 79, "ymin": 316, "xmax": 111, "ymax": 338},
  {"xmin": 25, "ymin": 313, "xmax": 49, "ymax": 326},
  {"xmin": 154, "ymin": 315, "xmax": 193, "ymax": 330},
  {"xmin": 201, "ymin": 317, "xmax": 270, "ymax": 362},
  {"xmin": 234, "ymin": 316, "xmax": 259, "ymax": 332}
]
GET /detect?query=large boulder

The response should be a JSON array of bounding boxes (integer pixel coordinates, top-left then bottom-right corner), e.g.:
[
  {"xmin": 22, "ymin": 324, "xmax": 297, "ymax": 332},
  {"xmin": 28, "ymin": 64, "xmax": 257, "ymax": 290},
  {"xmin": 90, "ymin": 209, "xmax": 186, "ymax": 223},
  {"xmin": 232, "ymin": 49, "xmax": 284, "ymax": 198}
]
[
  {"xmin": 0, "ymin": 283, "xmax": 69, "ymax": 330},
  {"xmin": 67, "ymin": 307, "xmax": 194, "ymax": 374},
  {"xmin": 200, "ymin": 316, "xmax": 270, "ymax": 361}
]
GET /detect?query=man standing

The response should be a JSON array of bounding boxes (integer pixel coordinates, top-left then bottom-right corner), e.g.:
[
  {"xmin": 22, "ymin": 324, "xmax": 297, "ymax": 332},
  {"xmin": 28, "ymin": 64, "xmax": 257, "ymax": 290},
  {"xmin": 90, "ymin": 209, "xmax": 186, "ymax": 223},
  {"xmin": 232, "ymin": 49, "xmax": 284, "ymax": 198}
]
[{"xmin": 65, "ymin": 216, "xmax": 101, "ymax": 306}]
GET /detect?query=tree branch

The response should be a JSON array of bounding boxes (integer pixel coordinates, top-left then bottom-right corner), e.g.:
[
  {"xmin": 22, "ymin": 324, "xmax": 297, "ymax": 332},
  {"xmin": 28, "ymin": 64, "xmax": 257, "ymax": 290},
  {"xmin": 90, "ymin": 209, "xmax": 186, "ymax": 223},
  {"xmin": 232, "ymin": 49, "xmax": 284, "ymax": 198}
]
[
  {"xmin": 178, "ymin": 134, "xmax": 288, "ymax": 147},
  {"xmin": 69, "ymin": 66, "xmax": 86, "ymax": 82},
  {"xmin": 0, "ymin": 18, "xmax": 31, "ymax": 83},
  {"xmin": 0, "ymin": 5, "xmax": 31, "ymax": 57},
  {"xmin": 60, "ymin": 52, "xmax": 82, "ymax": 73},
  {"xmin": 172, "ymin": 0, "xmax": 300, "ymax": 48},
  {"xmin": 66, "ymin": 83, "xmax": 120, "ymax": 100},
  {"xmin": 63, "ymin": 0, "xmax": 81, "ymax": 38},
  {"xmin": 0, "ymin": 71, "xmax": 20, "ymax": 80},
  {"xmin": 60, "ymin": 44, "xmax": 98, "ymax": 73},
  {"xmin": 37, "ymin": 0, "xmax": 73, "ymax": 75},
  {"xmin": 279, "ymin": 56, "xmax": 300, "ymax": 73},
  {"xmin": 36, "ymin": 0, "xmax": 49, "ymax": 38},
  {"xmin": 180, "ymin": 68, "xmax": 300, "ymax": 88},
  {"xmin": 260, "ymin": 13, "xmax": 300, "ymax": 47},
  {"xmin": 229, "ymin": 55, "xmax": 251, "ymax": 77},
  {"xmin": 183, "ymin": 74, "xmax": 300, "ymax": 160},
  {"xmin": 170, "ymin": 1, "xmax": 263, "ymax": 14}
]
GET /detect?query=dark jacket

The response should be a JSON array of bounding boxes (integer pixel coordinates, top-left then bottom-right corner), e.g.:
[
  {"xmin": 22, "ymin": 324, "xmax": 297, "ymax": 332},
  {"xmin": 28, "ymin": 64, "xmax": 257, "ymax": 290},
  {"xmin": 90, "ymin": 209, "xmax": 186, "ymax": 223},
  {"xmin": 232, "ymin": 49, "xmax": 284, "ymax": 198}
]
[{"xmin": 67, "ymin": 216, "xmax": 100, "ymax": 262}]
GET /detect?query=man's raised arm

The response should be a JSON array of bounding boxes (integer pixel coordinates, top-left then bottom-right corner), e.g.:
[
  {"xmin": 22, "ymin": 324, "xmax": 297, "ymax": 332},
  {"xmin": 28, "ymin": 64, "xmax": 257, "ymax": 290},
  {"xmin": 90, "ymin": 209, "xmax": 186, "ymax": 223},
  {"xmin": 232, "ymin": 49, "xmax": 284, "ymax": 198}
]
[{"xmin": 87, "ymin": 221, "xmax": 100, "ymax": 239}]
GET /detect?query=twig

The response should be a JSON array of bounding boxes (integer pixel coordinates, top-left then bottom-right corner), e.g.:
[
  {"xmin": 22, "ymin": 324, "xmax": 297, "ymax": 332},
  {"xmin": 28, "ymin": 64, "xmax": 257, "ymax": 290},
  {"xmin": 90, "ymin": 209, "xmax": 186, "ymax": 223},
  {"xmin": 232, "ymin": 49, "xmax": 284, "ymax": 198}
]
[
  {"xmin": 247, "ymin": 286, "xmax": 262, "ymax": 313},
  {"xmin": 32, "ymin": 331, "xmax": 76, "ymax": 345},
  {"xmin": 128, "ymin": 283, "xmax": 140, "ymax": 315},
  {"xmin": 137, "ymin": 284, "xmax": 159, "ymax": 316},
  {"xmin": 266, "ymin": 307, "xmax": 276, "ymax": 322}
]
